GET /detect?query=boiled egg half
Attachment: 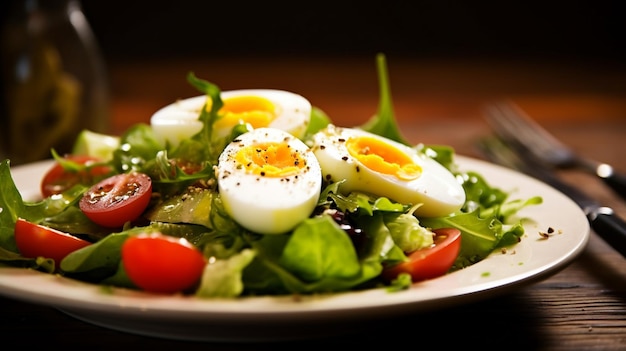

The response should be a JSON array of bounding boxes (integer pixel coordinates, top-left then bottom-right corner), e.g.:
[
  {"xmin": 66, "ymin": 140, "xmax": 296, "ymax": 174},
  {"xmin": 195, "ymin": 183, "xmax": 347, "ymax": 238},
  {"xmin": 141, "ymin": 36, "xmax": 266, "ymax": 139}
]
[
  {"xmin": 310, "ymin": 125, "xmax": 466, "ymax": 217},
  {"xmin": 150, "ymin": 89, "xmax": 312, "ymax": 147},
  {"xmin": 216, "ymin": 127, "xmax": 322, "ymax": 235}
]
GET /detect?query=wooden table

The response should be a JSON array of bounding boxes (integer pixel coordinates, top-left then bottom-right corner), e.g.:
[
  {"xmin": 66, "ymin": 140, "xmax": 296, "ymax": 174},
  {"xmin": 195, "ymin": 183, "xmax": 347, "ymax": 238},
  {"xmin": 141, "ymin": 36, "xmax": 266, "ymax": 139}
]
[{"xmin": 2, "ymin": 55, "xmax": 626, "ymax": 350}]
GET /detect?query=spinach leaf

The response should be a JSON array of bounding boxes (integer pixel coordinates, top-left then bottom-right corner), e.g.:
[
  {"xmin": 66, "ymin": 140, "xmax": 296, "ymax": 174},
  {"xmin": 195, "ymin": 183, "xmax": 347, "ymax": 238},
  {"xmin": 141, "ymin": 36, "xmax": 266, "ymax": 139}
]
[{"xmin": 0, "ymin": 160, "xmax": 25, "ymax": 253}]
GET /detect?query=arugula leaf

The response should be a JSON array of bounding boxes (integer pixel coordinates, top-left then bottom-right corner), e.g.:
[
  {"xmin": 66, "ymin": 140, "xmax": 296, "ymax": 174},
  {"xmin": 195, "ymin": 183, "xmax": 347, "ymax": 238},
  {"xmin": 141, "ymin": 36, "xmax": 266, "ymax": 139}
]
[
  {"xmin": 421, "ymin": 168, "xmax": 541, "ymax": 269},
  {"xmin": 359, "ymin": 53, "xmax": 411, "ymax": 146},
  {"xmin": 186, "ymin": 72, "xmax": 231, "ymax": 164},
  {"xmin": 187, "ymin": 71, "xmax": 223, "ymax": 143},
  {"xmin": 420, "ymin": 211, "xmax": 500, "ymax": 269}
]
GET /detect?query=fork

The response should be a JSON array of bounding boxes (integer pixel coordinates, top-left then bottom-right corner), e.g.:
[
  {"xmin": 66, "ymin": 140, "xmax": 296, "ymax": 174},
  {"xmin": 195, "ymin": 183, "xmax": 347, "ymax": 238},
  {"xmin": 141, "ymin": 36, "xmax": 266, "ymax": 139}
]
[
  {"xmin": 476, "ymin": 135, "xmax": 626, "ymax": 258},
  {"xmin": 484, "ymin": 101, "xmax": 626, "ymax": 201}
]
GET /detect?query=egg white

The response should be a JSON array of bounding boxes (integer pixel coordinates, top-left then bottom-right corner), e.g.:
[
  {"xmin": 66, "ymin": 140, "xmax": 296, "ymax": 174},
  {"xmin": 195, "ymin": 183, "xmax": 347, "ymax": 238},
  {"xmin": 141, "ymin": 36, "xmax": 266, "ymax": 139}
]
[
  {"xmin": 216, "ymin": 127, "xmax": 322, "ymax": 235},
  {"xmin": 150, "ymin": 90, "xmax": 312, "ymax": 147},
  {"xmin": 310, "ymin": 125, "xmax": 466, "ymax": 217}
]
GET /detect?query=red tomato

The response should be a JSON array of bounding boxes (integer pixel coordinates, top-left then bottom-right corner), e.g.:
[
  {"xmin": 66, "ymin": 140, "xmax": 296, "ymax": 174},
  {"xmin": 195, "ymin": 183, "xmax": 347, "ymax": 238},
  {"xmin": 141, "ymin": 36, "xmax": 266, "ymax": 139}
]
[
  {"xmin": 79, "ymin": 172, "xmax": 152, "ymax": 228},
  {"xmin": 121, "ymin": 233, "xmax": 206, "ymax": 294},
  {"xmin": 382, "ymin": 227, "xmax": 462, "ymax": 282},
  {"xmin": 14, "ymin": 218, "xmax": 91, "ymax": 265},
  {"xmin": 41, "ymin": 155, "xmax": 113, "ymax": 198}
]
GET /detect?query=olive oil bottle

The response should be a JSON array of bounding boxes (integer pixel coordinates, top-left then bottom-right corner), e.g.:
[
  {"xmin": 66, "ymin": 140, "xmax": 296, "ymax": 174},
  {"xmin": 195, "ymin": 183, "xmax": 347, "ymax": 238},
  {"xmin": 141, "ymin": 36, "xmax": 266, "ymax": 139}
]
[{"xmin": 0, "ymin": 0, "xmax": 109, "ymax": 165}]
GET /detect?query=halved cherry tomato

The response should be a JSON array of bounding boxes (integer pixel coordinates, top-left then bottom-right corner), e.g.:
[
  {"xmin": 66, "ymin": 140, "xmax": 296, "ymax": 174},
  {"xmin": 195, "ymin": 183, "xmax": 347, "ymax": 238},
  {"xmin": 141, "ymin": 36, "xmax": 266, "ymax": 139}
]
[
  {"xmin": 382, "ymin": 227, "xmax": 462, "ymax": 282},
  {"xmin": 79, "ymin": 172, "xmax": 152, "ymax": 228},
  {"xmin": 14, "ymin": 218, "xmax": 92, "ymax": 265},
  {"xmin": 41, "ymin": 155, "xmax": 113, "ymax": 198},
  {"xmin": 121, "ymin": 233, "xmax": 206, "ymax": 294}
]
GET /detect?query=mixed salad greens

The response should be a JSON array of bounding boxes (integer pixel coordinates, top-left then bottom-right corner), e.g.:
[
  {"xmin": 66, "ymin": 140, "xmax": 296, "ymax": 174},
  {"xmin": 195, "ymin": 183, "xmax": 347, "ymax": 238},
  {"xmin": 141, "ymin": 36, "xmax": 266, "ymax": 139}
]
[{"xmin": 0, "ymin": 54, "xmax": 542, "ymax": 297}]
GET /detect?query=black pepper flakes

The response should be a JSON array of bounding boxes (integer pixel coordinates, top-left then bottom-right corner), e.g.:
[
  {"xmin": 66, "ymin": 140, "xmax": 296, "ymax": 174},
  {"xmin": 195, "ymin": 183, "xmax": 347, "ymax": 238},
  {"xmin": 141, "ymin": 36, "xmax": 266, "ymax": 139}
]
[{"xmin": 539, "ymin": 226, "xmax": 558, "ymax": 239}]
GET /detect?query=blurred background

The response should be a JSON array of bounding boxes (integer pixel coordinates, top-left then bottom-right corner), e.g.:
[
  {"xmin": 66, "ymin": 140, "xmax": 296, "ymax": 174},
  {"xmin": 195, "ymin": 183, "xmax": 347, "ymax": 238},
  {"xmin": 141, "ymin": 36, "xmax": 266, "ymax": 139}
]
[
  {"xmin": 1, "ymin": 0, "xmax": 625, "ymax": 164},
  {"xmin": 78, "ymin": 0, "xmax": 626, "ymax": 128},
  {"xmin": 80, "ymin": 1, "xmax": 625, "ymax": 63}
]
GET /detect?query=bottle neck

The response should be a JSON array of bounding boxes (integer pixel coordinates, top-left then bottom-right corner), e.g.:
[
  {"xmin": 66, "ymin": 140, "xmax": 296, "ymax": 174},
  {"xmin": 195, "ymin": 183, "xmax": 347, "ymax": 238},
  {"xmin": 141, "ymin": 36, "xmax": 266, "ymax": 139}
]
[{"xmin": 4, "ymin": 0, "xmax": 81, "ymax": 35}]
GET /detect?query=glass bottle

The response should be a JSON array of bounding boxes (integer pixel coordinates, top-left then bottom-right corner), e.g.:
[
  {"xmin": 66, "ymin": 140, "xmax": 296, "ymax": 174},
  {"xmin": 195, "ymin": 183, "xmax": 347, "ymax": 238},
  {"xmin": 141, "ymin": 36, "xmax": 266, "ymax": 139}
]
[{"xmin": 1, "ymin": 0, "xmax": 109, "ymax": 165}]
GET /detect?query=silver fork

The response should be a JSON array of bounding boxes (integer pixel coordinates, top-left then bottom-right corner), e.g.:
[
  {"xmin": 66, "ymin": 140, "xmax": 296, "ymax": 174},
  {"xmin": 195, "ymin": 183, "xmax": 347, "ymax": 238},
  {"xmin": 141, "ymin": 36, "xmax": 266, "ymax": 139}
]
[
  {"xmin": 476, "ymin": 135, "xmax": 626, "ymax": 258},
  {"xmin": 484, "ymin": 101, "xmax": 626, "ymax": 201}
]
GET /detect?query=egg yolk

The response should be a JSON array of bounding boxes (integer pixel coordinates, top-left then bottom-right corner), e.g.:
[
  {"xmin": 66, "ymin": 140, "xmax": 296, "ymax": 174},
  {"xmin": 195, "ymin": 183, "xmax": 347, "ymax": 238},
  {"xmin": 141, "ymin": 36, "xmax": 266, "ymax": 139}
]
[
  {"xmin": 209, "ymin": 95, "xmax": 276, "ymax": 130},
  {"xmin": 346, "ymin": 136, "xmax": 422, "ymax": 180},
  {"xmin": 234, "ymin": 142, "xmax": 306, "ymax": 177}
]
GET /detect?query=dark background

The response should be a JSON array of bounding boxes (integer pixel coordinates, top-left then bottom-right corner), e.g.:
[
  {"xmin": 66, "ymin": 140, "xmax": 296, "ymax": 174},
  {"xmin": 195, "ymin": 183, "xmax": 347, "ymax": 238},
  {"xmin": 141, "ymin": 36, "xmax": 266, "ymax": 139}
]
[{"xmin": 77, "ymin": 1, "xmax": 626, "ymax": 64}]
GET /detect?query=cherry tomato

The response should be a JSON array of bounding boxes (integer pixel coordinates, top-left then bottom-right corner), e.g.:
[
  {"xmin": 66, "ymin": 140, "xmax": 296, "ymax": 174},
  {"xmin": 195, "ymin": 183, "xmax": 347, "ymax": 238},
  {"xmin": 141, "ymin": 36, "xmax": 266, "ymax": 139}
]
[
  {"xmin": 79, "ymin": 172, "xmax": 152, "ymax": 228},
  {"xmin": 121, "ymin": 233, "xmax": 206, "ymax": 294},
  {"xmin": 382, "ymin": 227, "xmax": 462, "ymax": 282},
  {"xmin": 14, "ymin": 218, "xmax": 91, "ymax": 265},
  {"xmin": 41, "ymin": 155, "xmax": 113, "ymax": 198}
]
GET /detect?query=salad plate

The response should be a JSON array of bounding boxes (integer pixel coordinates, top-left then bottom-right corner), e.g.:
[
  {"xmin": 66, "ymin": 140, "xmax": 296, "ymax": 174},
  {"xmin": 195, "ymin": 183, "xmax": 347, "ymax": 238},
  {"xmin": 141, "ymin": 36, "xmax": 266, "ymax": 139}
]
[{"xmin": 0, "ymin": 155, "xmax": 589, "ymax": 342}]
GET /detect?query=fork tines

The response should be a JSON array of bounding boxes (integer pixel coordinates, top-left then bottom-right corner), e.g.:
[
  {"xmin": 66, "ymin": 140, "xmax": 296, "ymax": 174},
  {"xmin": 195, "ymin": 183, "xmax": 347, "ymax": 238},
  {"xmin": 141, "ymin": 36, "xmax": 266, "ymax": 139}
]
[{"xmin": 483, "ymin": 101, "xmax": 575, "ymax": 168}]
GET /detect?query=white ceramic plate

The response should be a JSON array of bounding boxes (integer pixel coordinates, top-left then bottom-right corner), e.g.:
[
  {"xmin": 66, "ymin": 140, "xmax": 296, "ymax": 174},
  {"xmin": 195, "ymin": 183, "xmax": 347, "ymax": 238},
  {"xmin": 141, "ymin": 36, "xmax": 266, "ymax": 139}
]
[{"xmin": 0, "ymin": 156, "xmax": 589, "ymax": 342}]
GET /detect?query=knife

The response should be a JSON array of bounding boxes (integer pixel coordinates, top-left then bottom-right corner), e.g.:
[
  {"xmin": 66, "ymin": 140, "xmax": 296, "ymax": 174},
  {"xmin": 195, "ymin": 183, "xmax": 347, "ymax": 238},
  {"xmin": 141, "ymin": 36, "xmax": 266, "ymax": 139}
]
[{"xmin": 477, "ymin": 136, "xmax": 626, "ymax": 258}]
